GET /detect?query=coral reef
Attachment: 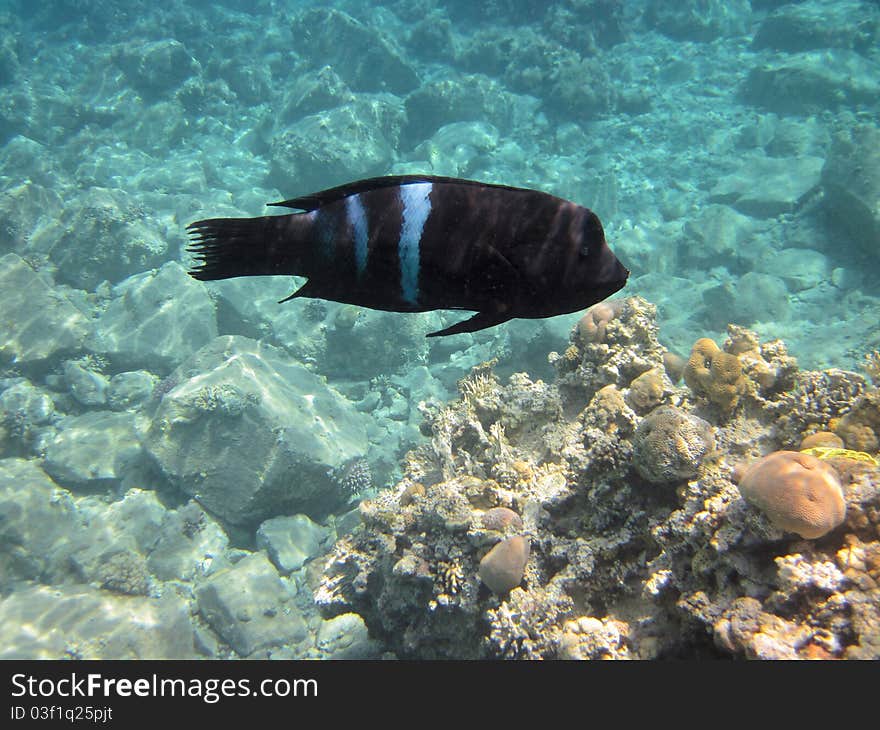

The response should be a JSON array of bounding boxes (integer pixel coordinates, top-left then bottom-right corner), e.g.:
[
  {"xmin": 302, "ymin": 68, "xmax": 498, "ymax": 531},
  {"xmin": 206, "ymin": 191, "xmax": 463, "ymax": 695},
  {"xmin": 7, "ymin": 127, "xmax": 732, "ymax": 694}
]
[
  {"xmin": 2, "ymin": 0, "xmax": 880, "ymax": 661},
  {"xmin": 316, "ymin": 300, "xmax": 880, "ymax": 659}
]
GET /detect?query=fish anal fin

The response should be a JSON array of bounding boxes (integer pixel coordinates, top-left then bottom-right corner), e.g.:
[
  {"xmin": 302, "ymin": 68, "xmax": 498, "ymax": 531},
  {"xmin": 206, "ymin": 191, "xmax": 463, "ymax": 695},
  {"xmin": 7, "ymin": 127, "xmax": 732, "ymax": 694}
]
[
  {"xmin": 426, "ymin": 310, "xmax": 512, "ymax": 338},
  {"xmin": 278, "ymin": 279, "xmax": 318, "ymax": 304}
]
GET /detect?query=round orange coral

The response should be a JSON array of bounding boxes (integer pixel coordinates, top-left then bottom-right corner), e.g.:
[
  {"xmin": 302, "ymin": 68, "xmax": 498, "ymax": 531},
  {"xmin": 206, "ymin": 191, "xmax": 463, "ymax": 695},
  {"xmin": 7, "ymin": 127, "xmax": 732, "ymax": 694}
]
[{"xmin": 735, "ymin": 450, "xmax": 846, "ymax": 539}]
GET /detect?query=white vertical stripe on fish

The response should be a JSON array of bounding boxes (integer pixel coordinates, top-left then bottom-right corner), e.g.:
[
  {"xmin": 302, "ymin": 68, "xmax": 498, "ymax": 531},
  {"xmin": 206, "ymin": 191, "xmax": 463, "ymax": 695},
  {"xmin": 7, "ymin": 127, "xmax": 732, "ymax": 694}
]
[
  {"xmin": 346, "ymin": 193, "xmax": 369, "ymax": 277},
  {"xmin": 398, "ymin": 182, "xmax": 432, "ymax": 306}
]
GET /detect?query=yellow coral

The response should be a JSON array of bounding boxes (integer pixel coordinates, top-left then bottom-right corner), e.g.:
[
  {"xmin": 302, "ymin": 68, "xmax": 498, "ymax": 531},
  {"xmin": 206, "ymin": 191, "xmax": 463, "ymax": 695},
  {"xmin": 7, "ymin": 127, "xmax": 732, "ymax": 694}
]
[
  {"xmin": 684, "ymin": 337, "xmax": 745, "ymax": 412},
  {"xmin": 800, "ymin": 447, "xmax": 879, "ymax": 466}
]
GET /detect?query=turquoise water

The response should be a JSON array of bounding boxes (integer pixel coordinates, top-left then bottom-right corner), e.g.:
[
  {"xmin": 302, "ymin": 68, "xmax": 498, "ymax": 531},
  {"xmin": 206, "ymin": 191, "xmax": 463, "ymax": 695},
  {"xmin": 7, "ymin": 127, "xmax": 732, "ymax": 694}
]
[{"xmin": 0, "ymin": 1, "xmax": 878, "ymax": 659}]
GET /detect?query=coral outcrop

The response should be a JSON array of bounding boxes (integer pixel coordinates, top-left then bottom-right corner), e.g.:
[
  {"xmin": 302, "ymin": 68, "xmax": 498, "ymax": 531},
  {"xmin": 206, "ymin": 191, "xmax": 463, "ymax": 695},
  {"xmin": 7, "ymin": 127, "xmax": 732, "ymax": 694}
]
[{"xmin": 316, "ymin": 297, "xmax": 880, "ymax": 659}]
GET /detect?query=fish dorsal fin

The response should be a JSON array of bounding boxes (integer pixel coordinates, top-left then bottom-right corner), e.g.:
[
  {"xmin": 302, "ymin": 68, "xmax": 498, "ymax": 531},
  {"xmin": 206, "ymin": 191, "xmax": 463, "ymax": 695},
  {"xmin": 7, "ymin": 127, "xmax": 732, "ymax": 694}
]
[{"xmin": 269, "ymin": 175, "xmax": 538, "ymax": 211}]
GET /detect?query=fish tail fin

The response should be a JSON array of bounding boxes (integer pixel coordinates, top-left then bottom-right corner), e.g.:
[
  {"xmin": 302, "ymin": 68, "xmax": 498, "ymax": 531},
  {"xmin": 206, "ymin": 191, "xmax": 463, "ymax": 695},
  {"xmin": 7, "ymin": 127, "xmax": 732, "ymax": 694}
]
[{"xmin": 186, "ymin": 215, "xmax": 301, "ymax": 281}]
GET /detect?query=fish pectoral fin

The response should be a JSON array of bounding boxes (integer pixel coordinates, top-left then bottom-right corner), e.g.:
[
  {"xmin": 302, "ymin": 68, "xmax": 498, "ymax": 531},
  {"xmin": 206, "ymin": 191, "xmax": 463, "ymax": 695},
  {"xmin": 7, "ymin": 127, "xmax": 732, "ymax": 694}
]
[
  {"xmin": 278, "ymin": 278, "xmax": 316, "ymax": 304},
  {"xmin": 426, "ymin": 310, "xmax": 512, "ymax": 338}
]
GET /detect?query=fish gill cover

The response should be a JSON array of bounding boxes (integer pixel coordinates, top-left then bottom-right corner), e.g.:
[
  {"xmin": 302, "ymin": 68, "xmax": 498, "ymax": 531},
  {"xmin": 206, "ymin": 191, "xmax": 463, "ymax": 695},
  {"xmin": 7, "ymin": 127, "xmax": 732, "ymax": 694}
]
[{"xmin": 0, "ymin": 0, "xmax": 878, "ymax": 660}]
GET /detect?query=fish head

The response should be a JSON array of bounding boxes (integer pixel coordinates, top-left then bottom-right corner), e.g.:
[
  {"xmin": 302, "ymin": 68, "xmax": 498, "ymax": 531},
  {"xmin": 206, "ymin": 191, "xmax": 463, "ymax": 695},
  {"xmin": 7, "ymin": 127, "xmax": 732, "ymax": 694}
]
[{"xmin": 560, "ymin": 209, "xmax": 629, "ymax": 312}]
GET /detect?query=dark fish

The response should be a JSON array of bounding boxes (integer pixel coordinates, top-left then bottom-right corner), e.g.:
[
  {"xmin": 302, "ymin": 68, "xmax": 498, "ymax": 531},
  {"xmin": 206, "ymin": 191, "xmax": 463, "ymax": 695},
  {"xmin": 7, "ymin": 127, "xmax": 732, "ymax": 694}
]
[{"xmin": 186, "ymin": 175, "xmax": 629, "ymax": 337}]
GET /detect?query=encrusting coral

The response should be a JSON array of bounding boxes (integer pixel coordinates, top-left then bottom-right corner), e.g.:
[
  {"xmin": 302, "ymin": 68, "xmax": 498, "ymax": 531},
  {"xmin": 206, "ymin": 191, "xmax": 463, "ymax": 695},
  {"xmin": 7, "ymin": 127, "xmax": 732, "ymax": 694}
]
[{"xmin": 314, "ymin": 296, "xmax": 880, "ymax": 659}]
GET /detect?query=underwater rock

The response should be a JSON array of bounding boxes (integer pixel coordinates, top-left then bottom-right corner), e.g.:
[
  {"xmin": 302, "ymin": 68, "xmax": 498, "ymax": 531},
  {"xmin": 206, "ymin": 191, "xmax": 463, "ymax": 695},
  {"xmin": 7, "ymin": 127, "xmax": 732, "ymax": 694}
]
[
  {"xmin": 269, "ymin": 97, "xmax": 402, "ymax": 194},
  {"xmin": 0, "ymin": 32, "xmax": 18, "ymax": 86},
  {"xmin": 702, "ymin": 272, "xmax": 790, "ymax": 330},
  {"xmin": 709, "ymin": 154, "xmax": 823, "ymax": 218},
  {"xmin": 0, "ymin": 380, "xmax": 54, "ymax": 455},
  {"xmin": 735, "ymin": 451, "xmax": 846, "ymax": 539},
  {"xmin": 0, "ymin": 253, "xmax": 90, "ymax": 368},
  {"xmin": 631, "ymin": 406, "xmax": 715, "ymax": 484},
  {"xmin": 752, "ymin": 1, "xmax": 880, "ymax": 54},
  {"xmin": 0, "ymin": 584, "xmax": 195, "ymax": 659},
  {"xmin": 820, "ymin": 125, "xmax": 880, "ymax": 259},
  {"xmin": 742, "ymin": 52, "xmax": 880, "ymax": 115},
  {"xmin": 0, "ymin": 458, "xmax": 83, "ymax": 586},
  {"xmin": 756, "ymin": 248, "xmax": 829, "ymax": 293},
  {"xmin": 146, "ymin": 499, "xmax": 229, "ymax": 582},
  {"xmin": 293, "ymin": 8, "xmax": 419, "ymax": 95},
  {"xmin": 407, "ymin": 12, "xmax": 455, "ymax": 63},
  {"xmin": 645, "ymin": 0, "xmax": 750, "ymax": 41},
  {"xmin": 27, "ymin": 187, "xmax": 169, "ymax": 290},
  {"xmin": 681, "ymin": 204, "xmax": 757, "ymax": 272},
  {"xmin": 62, "ymin": 360, "xmax": 109, "ymax": 407},
  {"xmin": 403, "ymin": 73, "xmax": 517, "ymax": 146},
  {"xmin": 256, "ymin": 514, "xmax": 332, "ymax": 575},
  {"xmin": 91, "ymin": 261, "xmax": 217, "ymax": 373},
  {"xmin": 43, "ymin": 411, "xmax": 142, "ymax": 491},
  {"xmin": 276, "ymin": 65, "xmax": 355, "ymax": 124},
  {"xmin": 111, "ymin": 39, "xmax": 201, "ymax": 98},
  {"xmin": 0, "ymin": 181, "xmax": 63, "ymax": 254},
  {"xmin": 194, "ymin": 552, "xmax": 307, "ymax": 657},
  {"xmin": 145, "ymin": 335, "xmax": 370, "ymax": 526},
  {"xmin": 323, "ymin": 308, "xmax": 431, "ymax": 379},
  {"xmin": 413, "ymin": 121, "xmax": 500, "ymax": 178},
  {"xmin": 457, "ymin": 25, "xmax": 616, "ymax": 120},
  {"xmin": 107, "ymin": 370, "xmax": 157, "ymax": 411}
]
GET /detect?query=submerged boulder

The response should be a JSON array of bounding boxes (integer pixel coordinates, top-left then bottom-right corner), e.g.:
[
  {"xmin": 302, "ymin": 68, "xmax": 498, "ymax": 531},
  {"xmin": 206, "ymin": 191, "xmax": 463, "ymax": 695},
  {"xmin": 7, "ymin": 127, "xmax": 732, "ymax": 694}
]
[{"xmin": 144, "ymin": 335, "xmax": 370, "ymax": 526}]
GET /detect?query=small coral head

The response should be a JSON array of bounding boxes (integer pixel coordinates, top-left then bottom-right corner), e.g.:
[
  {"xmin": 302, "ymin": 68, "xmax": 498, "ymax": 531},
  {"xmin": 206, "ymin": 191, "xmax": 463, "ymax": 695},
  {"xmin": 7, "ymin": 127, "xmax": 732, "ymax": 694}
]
[{"xmin": 736, "ymin": 450, "xmax": 846, "ymax": 539}]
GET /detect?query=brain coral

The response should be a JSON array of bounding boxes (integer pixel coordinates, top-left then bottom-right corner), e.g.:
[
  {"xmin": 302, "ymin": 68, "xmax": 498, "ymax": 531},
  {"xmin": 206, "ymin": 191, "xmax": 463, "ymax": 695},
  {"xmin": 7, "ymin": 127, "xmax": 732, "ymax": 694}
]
[
  {"xmin": 684, "ymin": 337, "xmax": 745, "ymax": 412},
  {"xmin": 735, "ymin": 451, "xmax": 846, "ymax": 539},
  {"xmin": 631, "ymin": 405, "xmax": 715, "ymax": 483}
]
